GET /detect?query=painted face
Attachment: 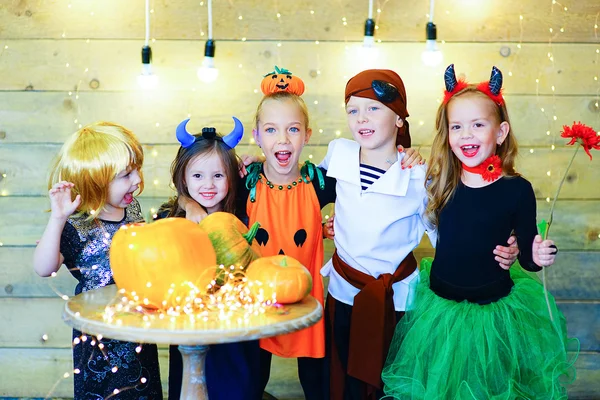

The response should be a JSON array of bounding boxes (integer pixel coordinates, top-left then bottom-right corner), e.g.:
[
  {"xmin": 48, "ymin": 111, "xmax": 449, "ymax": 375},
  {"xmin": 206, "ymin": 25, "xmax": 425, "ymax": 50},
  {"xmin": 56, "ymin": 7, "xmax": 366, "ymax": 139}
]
[
  {"xmin": 184, "ymin": 152, "xmax": 229, "ymax": 214},
  {"xmin": 447, "ymin": 94, "xmax": 508, "ymax": 167},
  {"xmin": 103, "ymin": 167, "xmax": 142, "ymax": 219},
  {"xmin": 345, "ymin": 96, "xmax": 402, "ymax": 151},
  {"xmin": 253, "ymin": 98, "xmax": 312, "ymax": 183}
]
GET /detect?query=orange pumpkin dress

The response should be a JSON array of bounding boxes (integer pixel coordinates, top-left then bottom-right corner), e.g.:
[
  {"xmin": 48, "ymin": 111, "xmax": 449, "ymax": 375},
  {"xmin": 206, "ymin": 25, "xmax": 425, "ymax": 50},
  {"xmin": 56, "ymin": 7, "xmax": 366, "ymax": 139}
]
[{"xmin": 243, "ymin": 161, "xmax": 335, "ymax": 358}]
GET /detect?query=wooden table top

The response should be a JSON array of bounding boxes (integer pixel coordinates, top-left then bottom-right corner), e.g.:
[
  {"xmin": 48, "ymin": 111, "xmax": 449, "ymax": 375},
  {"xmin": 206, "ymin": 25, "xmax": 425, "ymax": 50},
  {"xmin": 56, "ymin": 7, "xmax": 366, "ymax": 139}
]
[{"xmin": 63, "ymin": 285, "xmax": 322, "ymax": 345}]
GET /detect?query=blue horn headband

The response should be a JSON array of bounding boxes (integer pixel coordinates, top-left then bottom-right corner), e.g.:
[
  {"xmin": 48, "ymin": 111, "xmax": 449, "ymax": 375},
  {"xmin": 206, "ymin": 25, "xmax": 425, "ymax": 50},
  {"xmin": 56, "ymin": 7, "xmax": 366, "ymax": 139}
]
[{"xmin": 176, "ymin": 117, "xmax": 244, "ymax": 149}]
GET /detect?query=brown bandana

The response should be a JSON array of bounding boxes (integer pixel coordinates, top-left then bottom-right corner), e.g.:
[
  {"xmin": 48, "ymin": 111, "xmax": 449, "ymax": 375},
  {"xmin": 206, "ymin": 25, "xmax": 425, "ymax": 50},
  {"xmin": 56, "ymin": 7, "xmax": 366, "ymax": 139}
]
[{"xmin": 344, "ymin": 69, "xmax": 411, "ymax": 148}]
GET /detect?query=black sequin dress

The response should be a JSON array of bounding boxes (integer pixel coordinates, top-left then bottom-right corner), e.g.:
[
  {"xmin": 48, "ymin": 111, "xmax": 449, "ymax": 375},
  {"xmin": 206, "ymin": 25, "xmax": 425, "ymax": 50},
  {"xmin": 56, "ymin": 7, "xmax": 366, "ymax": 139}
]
[{"xmin": 60, "ymin": 199, "xmax": 163, "ymax": 400}]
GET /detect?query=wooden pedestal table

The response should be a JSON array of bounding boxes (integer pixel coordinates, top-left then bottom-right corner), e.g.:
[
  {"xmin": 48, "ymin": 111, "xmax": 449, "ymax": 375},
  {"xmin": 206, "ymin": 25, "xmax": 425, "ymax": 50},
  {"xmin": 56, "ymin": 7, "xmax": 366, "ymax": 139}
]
[{"xmin": 62, "ymin": 285, "xmax": 323, "ymax": 400}]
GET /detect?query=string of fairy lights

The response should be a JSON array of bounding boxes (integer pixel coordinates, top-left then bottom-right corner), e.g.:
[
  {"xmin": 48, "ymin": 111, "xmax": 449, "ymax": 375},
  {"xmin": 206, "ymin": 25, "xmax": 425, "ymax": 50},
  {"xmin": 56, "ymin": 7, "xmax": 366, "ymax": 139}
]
[
  {"xmin": 0, "ymin": 7, "xmax": 597, "ymax": 262},
  {"xmin": 1, "ymin": 0, "xmax": 599, "ymax": 396}
]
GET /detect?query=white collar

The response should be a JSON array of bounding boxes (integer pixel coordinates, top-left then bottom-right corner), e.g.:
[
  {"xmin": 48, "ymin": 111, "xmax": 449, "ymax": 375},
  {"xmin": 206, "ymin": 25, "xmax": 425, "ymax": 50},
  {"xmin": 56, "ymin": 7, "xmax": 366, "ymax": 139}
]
[{"xmin": 327, "ymin": 138, "xmax": 411, "ymax": 196}]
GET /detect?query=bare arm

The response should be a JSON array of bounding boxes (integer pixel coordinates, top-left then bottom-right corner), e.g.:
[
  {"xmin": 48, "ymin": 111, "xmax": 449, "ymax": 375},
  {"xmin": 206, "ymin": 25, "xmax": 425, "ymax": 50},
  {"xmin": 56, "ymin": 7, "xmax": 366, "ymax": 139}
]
[{"xmin": 33, "ymin": 182, "xmax": 81, "ymax": 277}]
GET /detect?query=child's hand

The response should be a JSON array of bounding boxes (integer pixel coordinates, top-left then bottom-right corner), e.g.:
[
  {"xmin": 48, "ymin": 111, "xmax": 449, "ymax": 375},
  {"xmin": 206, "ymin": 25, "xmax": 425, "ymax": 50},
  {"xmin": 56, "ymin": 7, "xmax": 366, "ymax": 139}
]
[
  {"xmin": 49, "ymin": 181, "xmax": 81, "ymax": 220},
  {"xmin": 398, "ymin": 146, "xmax": 425, "ymax": 169},
  {"xmin": 238, "ymin": 154, "xmax": 265, "ymax": 177},
  {"xmin": 532, "ymin": 235, "xmax": 557, "ymax": 267},
  {"xmin": 184, "ymin": 201, "xmax": 208, "ymax": 223},
  {"xmin": 177, "ymin": 195, "xmax": 208, "ymax": 223},
  {"xmin": 494, "ymin": 235, "xmax": 519, "ymax": 270},
  {"xmin": 323, "ymin": 216, "xmax": 335, "ymax": 239}
]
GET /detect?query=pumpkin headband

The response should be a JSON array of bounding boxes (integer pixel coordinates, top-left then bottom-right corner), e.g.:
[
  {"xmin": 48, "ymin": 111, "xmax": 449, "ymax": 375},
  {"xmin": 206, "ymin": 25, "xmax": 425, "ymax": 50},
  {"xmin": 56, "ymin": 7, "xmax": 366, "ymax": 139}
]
[
  {"xmin": 261, "ymin": 66, "xmax": 305, "ymax": 96},
  {"xmin": 176, "ymin": 117, "xmax": 244, "ymax": 149},
  {"xmin": 443, "ymin": 64, "xmax": 504, "ymax": 106}
]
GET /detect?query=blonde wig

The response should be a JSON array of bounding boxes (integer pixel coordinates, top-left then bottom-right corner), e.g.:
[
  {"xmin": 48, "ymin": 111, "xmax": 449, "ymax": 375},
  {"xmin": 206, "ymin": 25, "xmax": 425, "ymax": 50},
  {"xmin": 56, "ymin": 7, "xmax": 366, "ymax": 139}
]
[
  {"xmin": 425, "ymin": 87, "xmax": 519, "ymax": 227},
  {"xmin": 48, "ymin": 122, "xmax": 144, "ymax": 219}
]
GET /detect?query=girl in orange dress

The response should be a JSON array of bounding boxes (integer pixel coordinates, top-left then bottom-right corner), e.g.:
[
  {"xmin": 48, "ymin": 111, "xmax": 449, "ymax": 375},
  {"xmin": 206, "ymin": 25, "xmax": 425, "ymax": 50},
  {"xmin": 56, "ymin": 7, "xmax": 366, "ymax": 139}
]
[{"xmin": 240, "ymin": 68, "xmax": 336, "ymax": 399}]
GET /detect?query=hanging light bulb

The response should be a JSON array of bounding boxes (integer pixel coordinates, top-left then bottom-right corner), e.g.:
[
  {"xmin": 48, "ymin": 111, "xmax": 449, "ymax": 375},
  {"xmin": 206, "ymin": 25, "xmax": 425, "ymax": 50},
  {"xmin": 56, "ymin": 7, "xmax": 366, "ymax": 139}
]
[
  {"xmin": 421, "ymin": 22, "xmax": 443, "ymax": 66},
  {"xmin": 197, "ymin": 39, "xmax": 219, "ymax": 83},
  {"xmin": 137, "ymin": 0, "xmax": 158, "ymax": 89},
  {"xmin": 197, "ymin": 0, "xmax": 219, "ymax": 83},
  {"xmin": 421, "ymin": 0, "xmax": 443, "ymax": 67},
  {"xmin": 138, "ymin": 45, "xmax": 159, "ymax": 89},
  {"xmin": 356, "ymin": 0, "xmax": 379, "ymax": 68},
  {"xmin": 363, "ymin": 0, "xmax": 375, "ymax": 49}
]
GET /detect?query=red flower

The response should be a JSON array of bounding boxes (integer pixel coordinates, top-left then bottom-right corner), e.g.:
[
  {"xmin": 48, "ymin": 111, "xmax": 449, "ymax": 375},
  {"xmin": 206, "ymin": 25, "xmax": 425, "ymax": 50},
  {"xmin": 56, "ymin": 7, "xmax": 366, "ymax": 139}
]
[
  {"xmin": 561, "ymin": 122, "xmax": 600, "ymax": 160},
  {"xmin": 481, "ymin": 155, "xmax": 502, "ymax": 182}
]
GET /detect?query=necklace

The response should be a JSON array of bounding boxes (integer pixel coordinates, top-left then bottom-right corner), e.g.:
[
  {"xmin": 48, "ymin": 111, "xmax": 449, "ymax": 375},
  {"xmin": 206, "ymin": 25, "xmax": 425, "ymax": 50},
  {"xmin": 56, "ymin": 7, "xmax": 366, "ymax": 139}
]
[
  {"xmin": 462, "ymin": 155, "xmax": 502, "ymax": 182},
  {"xmin": 258, "ymin": 174, "xmax": 305, "ymax": 190}
]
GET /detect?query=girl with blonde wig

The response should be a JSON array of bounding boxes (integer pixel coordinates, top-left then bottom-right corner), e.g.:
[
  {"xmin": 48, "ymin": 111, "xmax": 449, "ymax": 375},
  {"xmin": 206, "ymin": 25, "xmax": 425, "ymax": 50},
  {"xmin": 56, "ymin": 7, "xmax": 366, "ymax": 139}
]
[
  {"xmin": 33, "ymin": 122, "xmax": 163, "ymax": 399},
  {"xmin": 46, "ymin": 121, "xmax": 145, "ymax": 220}
]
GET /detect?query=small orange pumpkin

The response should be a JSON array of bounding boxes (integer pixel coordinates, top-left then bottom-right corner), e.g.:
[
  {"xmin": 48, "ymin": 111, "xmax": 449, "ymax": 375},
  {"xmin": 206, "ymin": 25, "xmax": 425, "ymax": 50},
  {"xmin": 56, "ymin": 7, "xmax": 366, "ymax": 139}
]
[
  {"xmin": 245, "ymin": 255, "xmax": 312, "ymax": 304},
  {"xmin": 261, "ymin": 66, "xmax": 305, "ymax": 96},
  {"xmin": 198, "ymin": 212, "xmax": 262, "ymax": 270},
  {"xmin": 110, "ymin": 218, "xmax": 217, "ymax": 309}
]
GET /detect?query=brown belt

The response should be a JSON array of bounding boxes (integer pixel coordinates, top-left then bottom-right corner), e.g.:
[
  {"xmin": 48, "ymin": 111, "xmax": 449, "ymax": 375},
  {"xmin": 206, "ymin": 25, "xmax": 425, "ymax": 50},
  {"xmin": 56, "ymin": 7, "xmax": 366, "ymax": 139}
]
[{"xmin": 331, "ymin": 250, "xmax": 417, "ymax": 389}]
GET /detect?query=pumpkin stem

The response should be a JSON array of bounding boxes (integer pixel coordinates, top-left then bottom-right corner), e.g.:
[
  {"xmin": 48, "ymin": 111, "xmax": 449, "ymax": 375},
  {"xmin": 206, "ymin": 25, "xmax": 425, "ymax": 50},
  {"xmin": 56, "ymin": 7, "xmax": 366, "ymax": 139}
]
[
  {"xmin": 280, "ymin": 256, "xmax": 288, "ymax": 267},
  {"xmin": 244, "ymin": 222, "xmax": 261, "ymax": 244}
]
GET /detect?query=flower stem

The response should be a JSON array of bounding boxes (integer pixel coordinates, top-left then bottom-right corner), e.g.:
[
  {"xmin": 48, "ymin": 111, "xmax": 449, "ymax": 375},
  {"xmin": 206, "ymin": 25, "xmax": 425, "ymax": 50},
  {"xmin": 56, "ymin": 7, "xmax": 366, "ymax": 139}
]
[
  {"xmin": 541, "ymin": 268, "xmax": 553, "ymax": 321},
  {"xmin": 545, "ymin": 145, "xmax": 579, "ymax": 240},
  {"xmin": 541, "ymin": 144, "xmax": 579, "ymax": 323}
]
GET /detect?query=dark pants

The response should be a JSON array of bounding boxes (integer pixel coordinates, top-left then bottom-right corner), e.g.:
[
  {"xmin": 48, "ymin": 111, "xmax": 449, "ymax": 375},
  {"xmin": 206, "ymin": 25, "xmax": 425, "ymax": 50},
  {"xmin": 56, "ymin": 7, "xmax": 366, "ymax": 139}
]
[
  {"xmin": 169, "ymin": 340, "xmax": 261, "ymax": 400},
  {"xmin": 324, "ymin": 295, "xmax": 404, "ymax": 400},
  {"xmin": 259, "ymin": 348, "xmax": 328, "ymax": 400}
]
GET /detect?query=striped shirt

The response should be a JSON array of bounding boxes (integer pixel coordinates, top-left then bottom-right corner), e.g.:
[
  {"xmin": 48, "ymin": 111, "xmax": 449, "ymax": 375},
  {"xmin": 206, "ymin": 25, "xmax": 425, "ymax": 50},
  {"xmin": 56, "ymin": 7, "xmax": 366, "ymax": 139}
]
[{"xmin": 359, "ymin": 164, "xmax": 386, "ymax": 190}]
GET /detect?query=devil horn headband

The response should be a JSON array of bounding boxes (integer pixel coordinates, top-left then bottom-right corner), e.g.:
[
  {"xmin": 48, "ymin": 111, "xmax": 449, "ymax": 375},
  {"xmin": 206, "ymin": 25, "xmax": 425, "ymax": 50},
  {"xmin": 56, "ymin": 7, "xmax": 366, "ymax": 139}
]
[
  {"xmin": 443, "ymin": 64, "xmax": 468, "ymax": 104},
  {"xmin": 176, "ymin": 117, "xmax": 244, "ymax": 149},
  {"xmin": 443, "ymin": 64, "xmax": 504, "ymax": 105},
  {"xmin": 444, "ymin": 64, "xmax": 459, "ymax": 92},
  {"xmin": 476, "ymin": 66, "xmax": 504, "ymax": 105}
]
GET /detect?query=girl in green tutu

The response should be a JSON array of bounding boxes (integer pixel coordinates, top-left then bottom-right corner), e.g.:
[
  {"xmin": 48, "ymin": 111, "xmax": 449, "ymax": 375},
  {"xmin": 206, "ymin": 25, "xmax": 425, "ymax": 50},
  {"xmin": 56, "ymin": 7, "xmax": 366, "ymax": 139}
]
[{"xmin": 381, "ymin": 64, "xmax": 578, "ymax": 400}]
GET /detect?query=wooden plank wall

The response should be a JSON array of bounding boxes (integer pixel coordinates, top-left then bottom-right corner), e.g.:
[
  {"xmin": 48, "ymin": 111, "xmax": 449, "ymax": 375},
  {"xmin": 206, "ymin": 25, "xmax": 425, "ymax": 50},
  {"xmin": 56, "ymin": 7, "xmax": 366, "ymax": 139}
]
[{"xmin": 1, "ymin": 0, "xmax": 599, "ymax": 398}]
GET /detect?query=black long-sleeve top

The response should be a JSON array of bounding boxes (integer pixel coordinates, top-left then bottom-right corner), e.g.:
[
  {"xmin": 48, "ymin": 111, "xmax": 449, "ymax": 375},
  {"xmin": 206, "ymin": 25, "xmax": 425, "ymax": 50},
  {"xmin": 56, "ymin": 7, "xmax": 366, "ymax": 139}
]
[{"xmin": 430, "ymin": 176, "xmax": 542, "ymax": 304}]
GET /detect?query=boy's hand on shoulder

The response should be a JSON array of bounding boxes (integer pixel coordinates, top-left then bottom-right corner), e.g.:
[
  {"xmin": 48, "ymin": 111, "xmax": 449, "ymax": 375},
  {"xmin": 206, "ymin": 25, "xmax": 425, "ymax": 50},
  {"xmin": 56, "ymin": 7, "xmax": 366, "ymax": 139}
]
[
  {"xmin": 398, "ymin": 146, "xmax": 425, "ymax": 169},
  {"xmin": 239, "ymin": 154, "xmax": 265, "ymax": 177},
  {"xmin": 49, "ymin": 181, "xmax": 81, "ymax": 220},
  {"xmin": 323, "ymin": 215, "xmax": 335, "ymax": 240},
  {"xmin": 532, "ymin": 235, "xmax": 557, "ymax": 267}
]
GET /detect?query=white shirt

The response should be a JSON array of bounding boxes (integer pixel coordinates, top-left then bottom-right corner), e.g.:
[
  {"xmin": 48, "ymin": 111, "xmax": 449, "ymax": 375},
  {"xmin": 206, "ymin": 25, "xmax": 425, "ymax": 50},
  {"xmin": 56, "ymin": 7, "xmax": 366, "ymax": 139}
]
[{"xmin": 319, "ymin": 138, "xmax": 437, "ymax": 311}]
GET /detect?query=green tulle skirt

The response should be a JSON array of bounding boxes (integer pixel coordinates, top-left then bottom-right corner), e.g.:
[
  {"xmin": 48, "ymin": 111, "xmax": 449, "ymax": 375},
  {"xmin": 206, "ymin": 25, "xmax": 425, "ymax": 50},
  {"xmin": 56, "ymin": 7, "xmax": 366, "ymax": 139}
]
[{"xmin": 381, "ymin": 258, "xmax": 579, "ymax": 400}]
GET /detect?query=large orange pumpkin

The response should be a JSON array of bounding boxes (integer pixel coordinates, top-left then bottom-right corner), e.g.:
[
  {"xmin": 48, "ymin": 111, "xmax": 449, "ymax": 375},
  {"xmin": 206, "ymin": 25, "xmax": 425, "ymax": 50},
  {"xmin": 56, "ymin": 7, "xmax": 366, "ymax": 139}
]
[
  {"xmin": 261, "ymin": 66, "xmax": 305, "ymax": 96},
  {"xmin": 110, "ymin": 218, "xmax": 217, "ymax": 309},
  {"xmin": 198, "ymin": 212, "xmax": 262, "ymax": 270},
  {"xmin": 245, "ymin": 255, "xmax": 312, "ymax": 304}
]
